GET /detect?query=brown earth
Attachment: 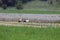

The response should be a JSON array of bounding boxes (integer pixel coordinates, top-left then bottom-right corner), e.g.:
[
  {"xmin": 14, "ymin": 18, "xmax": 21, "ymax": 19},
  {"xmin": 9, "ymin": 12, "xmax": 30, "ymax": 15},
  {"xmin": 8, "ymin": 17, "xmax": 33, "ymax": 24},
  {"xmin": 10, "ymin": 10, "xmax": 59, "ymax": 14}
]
[{"xmin": 0, "ymin": 14, "xmax": 60, "ymax": 28}]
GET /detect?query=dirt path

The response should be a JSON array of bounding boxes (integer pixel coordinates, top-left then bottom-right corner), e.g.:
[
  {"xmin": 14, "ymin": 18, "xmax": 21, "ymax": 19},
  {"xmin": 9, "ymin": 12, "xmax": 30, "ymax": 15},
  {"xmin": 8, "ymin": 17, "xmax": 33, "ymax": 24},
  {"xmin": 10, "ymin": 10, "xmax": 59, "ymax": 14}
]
[
  {"xmin": 0, "ymin": 13, "xmax": 60, "ymax": 28},
  {"xmin": 0, "ymin": 13, "xmax": 60, "ymax": 23}
]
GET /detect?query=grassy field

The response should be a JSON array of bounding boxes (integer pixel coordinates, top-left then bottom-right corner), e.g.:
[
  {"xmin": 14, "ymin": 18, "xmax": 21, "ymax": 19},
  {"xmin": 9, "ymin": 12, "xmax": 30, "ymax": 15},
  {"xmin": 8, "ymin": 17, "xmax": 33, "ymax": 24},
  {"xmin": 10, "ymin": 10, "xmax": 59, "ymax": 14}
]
[
  {"xmin": 0, "ymin": 25, "xmax": 60, "ymax": 40},
  {"xmin": 0, "ymin": 9, "xmax": 60, "ymax": 14}
]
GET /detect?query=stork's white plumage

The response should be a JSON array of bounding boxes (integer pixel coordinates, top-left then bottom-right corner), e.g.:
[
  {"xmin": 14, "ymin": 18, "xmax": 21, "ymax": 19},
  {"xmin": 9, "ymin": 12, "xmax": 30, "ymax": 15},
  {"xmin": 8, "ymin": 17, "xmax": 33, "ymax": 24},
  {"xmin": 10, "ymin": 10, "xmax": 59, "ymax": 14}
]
[{"xmin": 25, "ymin": 19, "xmax": 29, "ymax": 22}]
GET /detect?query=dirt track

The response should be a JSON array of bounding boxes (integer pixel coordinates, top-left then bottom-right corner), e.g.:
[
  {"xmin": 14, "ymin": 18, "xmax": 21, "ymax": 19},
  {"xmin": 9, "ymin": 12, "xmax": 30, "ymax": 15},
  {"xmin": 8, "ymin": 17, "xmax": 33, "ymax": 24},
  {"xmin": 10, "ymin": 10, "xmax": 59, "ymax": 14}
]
[
  {"xmin": 0, "ymin": 13, "xmax": 60, "ymax": 23},
  {"xmin": 0, "ymin": 13, "xmax": 60, "ymax": 28}
]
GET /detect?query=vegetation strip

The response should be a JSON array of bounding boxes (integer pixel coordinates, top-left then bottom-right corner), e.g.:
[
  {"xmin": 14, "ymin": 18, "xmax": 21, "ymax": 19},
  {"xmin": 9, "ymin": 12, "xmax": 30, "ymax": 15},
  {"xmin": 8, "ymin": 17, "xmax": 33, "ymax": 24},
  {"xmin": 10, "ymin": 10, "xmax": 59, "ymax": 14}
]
[
  {"xmin": 0, "ymin": 9, "xmax": 60, "ymax": 14},
  {"xmin": 0, "ymin": 25, "xmax": 60, "ymax": 40},
  {"xmin": 0, "ymin": 21, "xmax": 60, "ymax": 28}
]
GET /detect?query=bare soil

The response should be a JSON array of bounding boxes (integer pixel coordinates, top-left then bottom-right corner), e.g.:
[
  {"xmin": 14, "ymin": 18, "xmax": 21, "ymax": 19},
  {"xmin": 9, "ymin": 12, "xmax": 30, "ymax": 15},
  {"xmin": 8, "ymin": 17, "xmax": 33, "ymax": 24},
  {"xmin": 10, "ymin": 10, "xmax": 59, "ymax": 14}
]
[{"xmin": 0, "ymin": 13, "xmax": 60, "ymax": 28}]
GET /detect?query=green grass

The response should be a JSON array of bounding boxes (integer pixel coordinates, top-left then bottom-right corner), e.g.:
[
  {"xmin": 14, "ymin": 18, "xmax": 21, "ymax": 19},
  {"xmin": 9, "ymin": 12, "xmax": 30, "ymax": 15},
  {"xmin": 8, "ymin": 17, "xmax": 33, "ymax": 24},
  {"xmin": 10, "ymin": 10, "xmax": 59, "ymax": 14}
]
[
  {"xmin": 0, "ymin": 9, "xmax": 60, "ymax": 14},
  {"xmin": 0, "ymin": 25, "xmax": 60, "ymax": 40}
]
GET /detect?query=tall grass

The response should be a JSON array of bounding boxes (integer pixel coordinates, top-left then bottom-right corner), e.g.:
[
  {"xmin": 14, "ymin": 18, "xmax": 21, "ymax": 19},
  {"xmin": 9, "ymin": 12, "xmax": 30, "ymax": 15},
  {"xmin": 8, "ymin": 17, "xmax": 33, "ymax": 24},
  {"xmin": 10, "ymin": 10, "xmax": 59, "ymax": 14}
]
[{"xmin": 0, "ymin": 25, "xmax": 60, "ymax": 40}]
